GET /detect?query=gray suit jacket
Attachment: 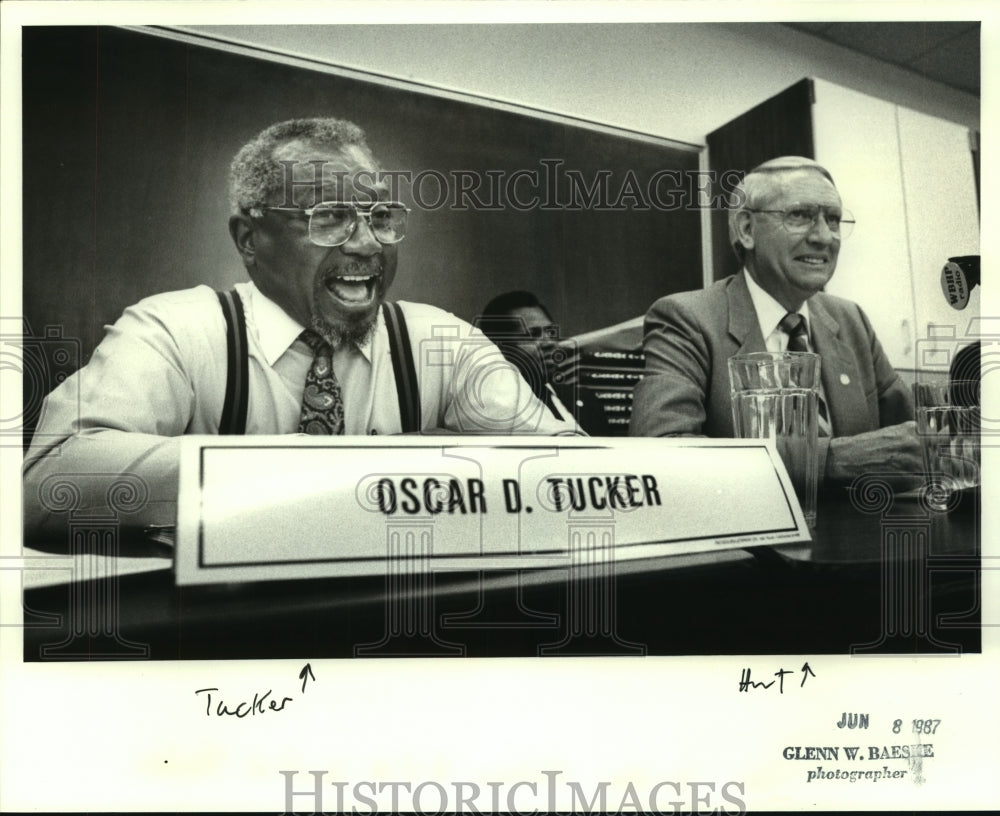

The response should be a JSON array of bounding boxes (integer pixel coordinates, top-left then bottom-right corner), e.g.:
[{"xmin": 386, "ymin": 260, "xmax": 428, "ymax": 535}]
[{"xmin": 629, "ymin": 272, "xmax": 913, "ymax": 473}]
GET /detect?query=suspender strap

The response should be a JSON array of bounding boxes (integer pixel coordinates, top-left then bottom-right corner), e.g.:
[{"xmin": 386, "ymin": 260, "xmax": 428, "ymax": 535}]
[
  {"xmin": 215, "ymin": 292, "xmax": 418, "ymax": 435},
  {"xmin": 382, "ymin": 301, "xmax": 421, "ymax": 433},
  {"xmin": 216, "ymin": 288, "xmax": 249, "ymax": 435}
]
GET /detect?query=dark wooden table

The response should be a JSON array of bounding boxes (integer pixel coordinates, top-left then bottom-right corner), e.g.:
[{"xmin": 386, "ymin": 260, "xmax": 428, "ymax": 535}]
[{"xmin": 21, "ymin": 487, "xmax": 980, "ymax": 660}]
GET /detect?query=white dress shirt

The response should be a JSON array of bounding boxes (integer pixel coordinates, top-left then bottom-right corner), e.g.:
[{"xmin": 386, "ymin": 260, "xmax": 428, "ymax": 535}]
[
  {"xmin": 743, "ymin": 270, "xmax": 814, "ymax": 352},
  {"xmin": 743, "ymin": 270, "xmax": 833, "ymax": 434},
  {"xmin": 23, "ymin": 282, "xmax": 576, "ymax": 533}
]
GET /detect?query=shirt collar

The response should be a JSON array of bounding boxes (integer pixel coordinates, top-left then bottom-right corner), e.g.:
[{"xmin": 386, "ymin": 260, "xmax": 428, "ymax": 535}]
[
  {"xmin": 743, "ymin": 269, "xmax": 812, "ymax": 341},
  {"xmin": 246, "ymin": 282, "xmax": 379, "ymax": 364},
  {"xmin": 245, "ymin": 282, "xmax": 305, "ymax": 365}
]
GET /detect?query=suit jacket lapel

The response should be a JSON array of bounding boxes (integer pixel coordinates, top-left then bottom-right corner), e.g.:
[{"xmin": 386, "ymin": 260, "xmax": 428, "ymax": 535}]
[
  {"xmin": 809, "ymin": 296, "xmax": 866, "ymax": 434},
  {"xmin": 727, "ymin": 272, "xmax": 767, "ymax": 354}
]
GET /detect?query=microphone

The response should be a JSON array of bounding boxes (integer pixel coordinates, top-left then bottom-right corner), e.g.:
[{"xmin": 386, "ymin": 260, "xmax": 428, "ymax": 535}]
[
  {"xmin": 942, "ymin": 255, "xmax": 981, "ymax": 407},
  {"xmin": 941, "ymin": 255, "xmax": 980, "ymax": 310}
]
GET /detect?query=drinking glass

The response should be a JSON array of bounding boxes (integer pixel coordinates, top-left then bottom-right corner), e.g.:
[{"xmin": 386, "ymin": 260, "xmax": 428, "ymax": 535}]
[
  {"xmin": 914, "ymin": 381, "xmax": 980, "ymax": 511},
  {"xmin": 728, "ymin": 352, "xmax": 821, "ymax": 528}
]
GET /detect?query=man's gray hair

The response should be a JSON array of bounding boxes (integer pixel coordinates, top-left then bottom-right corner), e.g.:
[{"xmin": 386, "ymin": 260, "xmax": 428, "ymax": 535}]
[
  {"xmin": 228, "ymin": 117, "xmax": 371, "ymax": 214},
  {"xmin": 727, "ymin": 156, "xmax": 836, "ymax": 264}
]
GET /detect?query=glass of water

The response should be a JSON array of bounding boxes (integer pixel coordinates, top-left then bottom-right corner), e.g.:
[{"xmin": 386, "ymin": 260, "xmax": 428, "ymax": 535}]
[
  {"xmin": 914, "ymin": 381, "xmax": 980, "ymax": 511},
  {"xmin": 728, "ymin": 352, "xmax": 821, "ymax": 528}
]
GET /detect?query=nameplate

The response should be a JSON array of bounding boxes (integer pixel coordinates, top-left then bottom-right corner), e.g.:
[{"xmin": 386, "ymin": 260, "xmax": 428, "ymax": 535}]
[{"xmin": 174, "ymin": 436, "xmax": 810, "ymax": 585}]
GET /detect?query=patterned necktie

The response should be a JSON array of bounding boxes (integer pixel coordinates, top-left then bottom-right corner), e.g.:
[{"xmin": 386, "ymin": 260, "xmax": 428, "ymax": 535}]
[
  {"xmin": 779, "ymin": 312, "xmax": 832, "ymax": 437},
  {"xmin": 298, "ymin": 330, "xmax": 345, "ymax": 435}
]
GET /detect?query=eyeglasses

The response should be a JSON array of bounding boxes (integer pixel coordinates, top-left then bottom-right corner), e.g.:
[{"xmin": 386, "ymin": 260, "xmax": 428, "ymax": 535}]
[
  {"xmin": 748, "ymin": 205, "xmax": 855, "ymax": 239},
  {"xmin": 505, "ymin": 325, "xmax": 560, "ymax": 341},
  {"xmin": 257, "ymin": 201, "xmax": 410, "ymax": 246},
  {"xmin": 526, "ymin": 324, "xmax": 560, "ymax": 340}
]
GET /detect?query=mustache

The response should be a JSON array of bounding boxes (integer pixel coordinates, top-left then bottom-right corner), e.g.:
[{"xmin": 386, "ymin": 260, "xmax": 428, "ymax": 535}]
[{"xmin": 324, "ymin": 257, "xmax": 384, "ymax": 279}]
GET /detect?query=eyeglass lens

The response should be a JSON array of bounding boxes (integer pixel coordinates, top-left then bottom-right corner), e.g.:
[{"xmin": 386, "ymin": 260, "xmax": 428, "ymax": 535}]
[{"xmin": 783, "ymin": 206, "xmax": 854, "ymax": 238}]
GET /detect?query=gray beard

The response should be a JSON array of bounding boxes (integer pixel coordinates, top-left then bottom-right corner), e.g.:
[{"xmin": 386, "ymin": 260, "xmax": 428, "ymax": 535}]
[{"xmin": 310, "ymin": 314, "xmax": 378, "ymax": 349}]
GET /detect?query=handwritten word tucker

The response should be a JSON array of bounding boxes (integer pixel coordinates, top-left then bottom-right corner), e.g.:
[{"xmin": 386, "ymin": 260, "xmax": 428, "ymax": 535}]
[{"xmin": 194, "ymin": 663, "xmax": 316, "ymax": 718}]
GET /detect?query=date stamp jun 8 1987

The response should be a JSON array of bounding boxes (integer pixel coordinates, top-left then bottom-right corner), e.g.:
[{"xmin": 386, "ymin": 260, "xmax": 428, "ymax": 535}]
[{"xmin": 785, "ymin": 712, "xmax": 941, "ymax": 786}]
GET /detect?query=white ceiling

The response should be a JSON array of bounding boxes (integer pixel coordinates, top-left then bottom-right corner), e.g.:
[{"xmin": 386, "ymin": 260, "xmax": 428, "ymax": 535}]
[{"xmin": 784, "ymin": 22, "xmax": 980, "ymax": 97}]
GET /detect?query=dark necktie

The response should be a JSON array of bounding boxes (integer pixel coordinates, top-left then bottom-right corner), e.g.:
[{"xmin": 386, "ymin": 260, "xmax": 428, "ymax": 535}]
[
  {"xmin": 298, "ymin": 330, "xmax": 345, "ymax": 435},
  {"xmin": 778, "ymin": 312, "xmax": 832, "ymax": 437}
]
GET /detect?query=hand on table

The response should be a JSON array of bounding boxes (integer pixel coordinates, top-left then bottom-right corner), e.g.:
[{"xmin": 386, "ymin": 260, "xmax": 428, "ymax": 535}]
[{"xmin": 825, "ymin": 421, "xmax": 923, "ymax": 491}]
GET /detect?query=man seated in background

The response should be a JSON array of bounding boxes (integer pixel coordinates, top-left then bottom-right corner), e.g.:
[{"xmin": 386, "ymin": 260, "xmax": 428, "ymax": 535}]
[
  {"xmin": 23, "ymin": 117, "xmax": 578, "ymax": 538},
  {"xmin": 478, "ymin": 290, "xmax": 612, "ymax": 435},
  {"xmin": 629, "ymin": 155, "xmax": 921, "ymax": 486}
]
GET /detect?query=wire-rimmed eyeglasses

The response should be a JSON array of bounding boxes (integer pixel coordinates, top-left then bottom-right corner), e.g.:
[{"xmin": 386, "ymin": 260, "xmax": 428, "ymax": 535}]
[
  {"xmin": 747, "ymin": 205, "xmax": 855, "ymax": 239},
  {"xmin": 255, "ymin": 201, "xmax": 410, "ymax": 247}
]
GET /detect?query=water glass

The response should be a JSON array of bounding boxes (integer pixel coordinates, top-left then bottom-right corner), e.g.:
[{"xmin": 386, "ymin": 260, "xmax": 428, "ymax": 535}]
[
  {"xmin": 914, "ymin": 381, "xmax": 980, "ymax": 510},
  {"xmin": 728, "ymin": 352, "xmax": 821, "ymax": 528}
]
